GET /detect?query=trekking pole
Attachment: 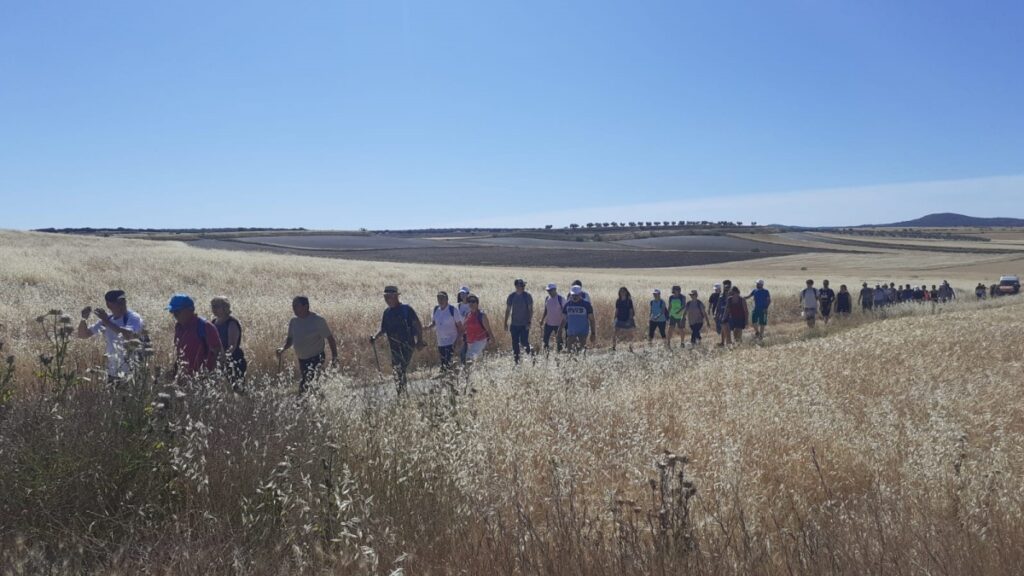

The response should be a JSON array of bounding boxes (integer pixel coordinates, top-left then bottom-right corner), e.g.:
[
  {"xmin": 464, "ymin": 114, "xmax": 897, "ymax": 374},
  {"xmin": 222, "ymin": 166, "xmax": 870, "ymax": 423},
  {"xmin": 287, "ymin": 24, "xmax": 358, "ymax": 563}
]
[{"xmin": 370, "ymin": 337, "xmax": 387, "ymax": 385}]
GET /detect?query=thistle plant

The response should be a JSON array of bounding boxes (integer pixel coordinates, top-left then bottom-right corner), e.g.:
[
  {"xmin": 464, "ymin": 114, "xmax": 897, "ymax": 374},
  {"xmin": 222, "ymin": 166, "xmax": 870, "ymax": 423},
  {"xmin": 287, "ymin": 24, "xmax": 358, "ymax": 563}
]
[{"xmin": 35, "ymin": 309, "xmax": 79, "ymax": 397}]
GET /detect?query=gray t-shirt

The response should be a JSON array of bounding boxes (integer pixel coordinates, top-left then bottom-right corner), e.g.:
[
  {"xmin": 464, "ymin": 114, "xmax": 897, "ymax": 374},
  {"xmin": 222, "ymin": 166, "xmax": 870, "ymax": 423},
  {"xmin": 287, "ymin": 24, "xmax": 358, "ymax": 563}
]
[
  {"xmin": 506, "ymin": 291, "xmax": 534, "ymax": 326},
  {"xmin": 287, "ymin": 313, "xmax": 333, "ymax": 360}
]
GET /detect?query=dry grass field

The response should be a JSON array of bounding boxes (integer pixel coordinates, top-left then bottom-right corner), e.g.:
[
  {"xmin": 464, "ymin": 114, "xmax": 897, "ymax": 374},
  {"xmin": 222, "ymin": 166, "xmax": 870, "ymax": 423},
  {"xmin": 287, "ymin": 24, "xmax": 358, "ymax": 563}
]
[{"xmin": 1, "ymin": 230, "xmax": 1023, "ymax": 575}]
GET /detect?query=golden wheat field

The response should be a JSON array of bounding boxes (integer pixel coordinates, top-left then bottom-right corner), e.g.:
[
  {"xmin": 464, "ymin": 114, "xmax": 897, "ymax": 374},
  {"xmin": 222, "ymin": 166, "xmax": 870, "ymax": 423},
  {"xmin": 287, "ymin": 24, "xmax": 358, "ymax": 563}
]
[{"xmin": 1, "ymin": 230, "xmax": 1023, "ymax": 575}]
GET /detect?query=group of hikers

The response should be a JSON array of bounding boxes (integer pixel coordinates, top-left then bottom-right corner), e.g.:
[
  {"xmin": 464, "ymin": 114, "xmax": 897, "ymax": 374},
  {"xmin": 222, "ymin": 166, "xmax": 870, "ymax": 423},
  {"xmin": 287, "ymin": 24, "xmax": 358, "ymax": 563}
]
[{"xmin": 75, "ymin": 277, "xmax": 972, "ymax": 395}]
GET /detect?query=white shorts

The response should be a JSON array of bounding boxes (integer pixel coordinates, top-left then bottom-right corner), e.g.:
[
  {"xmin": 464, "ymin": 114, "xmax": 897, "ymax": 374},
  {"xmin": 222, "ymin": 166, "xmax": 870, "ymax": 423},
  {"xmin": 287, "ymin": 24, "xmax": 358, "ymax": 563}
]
[{"xmin": 466, "ymin": 340, "xmax": 488, "ymax": 360}]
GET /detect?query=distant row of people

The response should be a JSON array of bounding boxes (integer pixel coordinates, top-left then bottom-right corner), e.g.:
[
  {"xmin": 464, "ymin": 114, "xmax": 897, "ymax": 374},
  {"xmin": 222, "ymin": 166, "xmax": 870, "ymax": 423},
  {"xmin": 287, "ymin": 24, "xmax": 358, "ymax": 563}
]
[
  {"xmin": 857, "ymin": 281, "xmax": 957, "ymax": 310},
  {"xmin": 73, "ymin": 276, "xmax": 982, "ymax": 395}
]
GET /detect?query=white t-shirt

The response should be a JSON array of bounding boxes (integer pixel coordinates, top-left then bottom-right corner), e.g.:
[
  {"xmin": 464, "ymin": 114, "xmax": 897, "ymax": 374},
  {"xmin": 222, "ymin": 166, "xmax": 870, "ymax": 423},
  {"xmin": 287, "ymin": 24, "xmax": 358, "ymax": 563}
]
[
  {"xmin": 432, "ymin": 304, "xmax": 464, "ymax": 347},
  {"xmin": 544, "ymin": 294, "xmax": 566, "ymax": 326},
  {"xmin": 90, "ymin": 310, "xmax": 144, "ymax": 377},
  {"xmin": 801, "ymin": 288, "xmax": 819, "ymax": 309}
]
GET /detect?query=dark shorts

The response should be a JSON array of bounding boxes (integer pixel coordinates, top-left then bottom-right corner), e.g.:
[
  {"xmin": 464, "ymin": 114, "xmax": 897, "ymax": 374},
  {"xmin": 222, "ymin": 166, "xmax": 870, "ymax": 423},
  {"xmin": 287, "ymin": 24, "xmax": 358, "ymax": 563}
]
[
  {"xmin": 668, "ymin": 317, "xmax": 683, "ymax": 328},
  {"xmin": 729, "ymin": 317, "xmax": 747, "ymax": 330},
  {"xmin": 615, "ymin": 319, "xmax": 636, "ymax": 330},
  {"xmin": 751, "ymin": 308, "xmax": 768, "ymax": 326}
]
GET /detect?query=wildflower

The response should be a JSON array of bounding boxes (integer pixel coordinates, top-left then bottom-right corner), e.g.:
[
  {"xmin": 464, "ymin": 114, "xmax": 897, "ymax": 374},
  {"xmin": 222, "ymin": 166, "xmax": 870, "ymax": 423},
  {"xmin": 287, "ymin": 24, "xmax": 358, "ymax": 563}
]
[
  {"xmin": 35, "ymin": 316, "xmax": 46, "ymax": 324},
  {"xmin": 58, "ymin": 315, "xmax": 72, "ymax": 324}
]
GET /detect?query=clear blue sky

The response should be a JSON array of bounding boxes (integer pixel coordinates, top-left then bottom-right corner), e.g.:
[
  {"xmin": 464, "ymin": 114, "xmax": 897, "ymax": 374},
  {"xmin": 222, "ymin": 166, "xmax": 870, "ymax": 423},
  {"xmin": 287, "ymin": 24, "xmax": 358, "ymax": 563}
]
[{"xmin": 1, "ymin": 0, "xmax": 1022, "ymax": 229}]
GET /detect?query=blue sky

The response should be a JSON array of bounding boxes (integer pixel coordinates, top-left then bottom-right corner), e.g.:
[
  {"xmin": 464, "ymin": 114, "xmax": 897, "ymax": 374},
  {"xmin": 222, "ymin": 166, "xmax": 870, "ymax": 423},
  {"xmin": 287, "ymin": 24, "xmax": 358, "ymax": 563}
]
[{"xmin": 1, "ymin": 0, "xmax": 1021, "ymax": 230}]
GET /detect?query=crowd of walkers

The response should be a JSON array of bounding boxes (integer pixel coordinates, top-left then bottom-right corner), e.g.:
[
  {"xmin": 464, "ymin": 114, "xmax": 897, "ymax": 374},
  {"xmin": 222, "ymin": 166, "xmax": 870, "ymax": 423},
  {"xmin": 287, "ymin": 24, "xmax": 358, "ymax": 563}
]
[{"xmin": 74, "ymin": 277, "xmax": 975, "ymax": 395}]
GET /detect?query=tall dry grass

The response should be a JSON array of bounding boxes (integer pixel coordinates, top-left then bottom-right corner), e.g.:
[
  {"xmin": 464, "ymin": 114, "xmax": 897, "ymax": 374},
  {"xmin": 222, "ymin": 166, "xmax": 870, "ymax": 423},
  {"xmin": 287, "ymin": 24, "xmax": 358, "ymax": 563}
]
[{"xmin": 1, "ymin": 230, "xmax": 1022, "ymax": 575}]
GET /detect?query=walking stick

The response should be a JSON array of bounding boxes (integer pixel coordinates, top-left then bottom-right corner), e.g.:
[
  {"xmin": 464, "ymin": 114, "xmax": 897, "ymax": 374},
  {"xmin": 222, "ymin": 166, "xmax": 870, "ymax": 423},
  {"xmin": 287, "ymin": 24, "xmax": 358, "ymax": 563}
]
[{"xmin": 370, "ymin": 337, "xmax": 387, "ymax": 385}]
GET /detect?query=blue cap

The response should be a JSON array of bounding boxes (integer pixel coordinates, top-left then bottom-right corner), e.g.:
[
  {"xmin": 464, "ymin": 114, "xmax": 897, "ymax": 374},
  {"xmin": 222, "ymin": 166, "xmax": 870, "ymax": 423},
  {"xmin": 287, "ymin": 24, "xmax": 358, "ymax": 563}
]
[{"xmin": 166, "ymin": 293, "xmax": 195, "ymax": 312}]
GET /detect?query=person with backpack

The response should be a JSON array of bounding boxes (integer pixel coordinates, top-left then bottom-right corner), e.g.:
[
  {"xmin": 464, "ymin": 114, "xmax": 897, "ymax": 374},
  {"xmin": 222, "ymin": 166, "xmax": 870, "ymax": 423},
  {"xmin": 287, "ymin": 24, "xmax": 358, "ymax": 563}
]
[
  {"xmin": 425, "ymin": 291, "xmax": 464, "ymax": 375},
  {"xmin": 504, "ymin": 279, "xmax": 534, "ymax": 364},
  {"xmin": 744, "ymin": 279, "xmax": 771, "ymax": 340},
  {"xmin": 561, "ymin": 285, "xmax": 596, "ymax": 353},
  {"xmin": 801, "ymin": 280, "xmax": 820, "ymax": 328},
  {"xmin": 819, "ymin": 280, "xmax": 836, "ymax": 324},
  {"xmin": 211, "ymin": 296, "xmax": 247, "ymax": 390},
  {"xmin": 76, "ymin": 289, "xmax": 145, "ymax": 382},
  {"xmin": 462, "ymin": 294, "xmax": 494, "ymax": 362},
  {"xmin": 539, "ymin": 283, "xmax": 565, "ymax": 353},
  {"xmin": 683, "ymin": 290, "xmax": 707, "ymax": 346},
  {"xmin": 277, "ymin": 296, "xmax": 339, "ymax": 394},
  {"xmin": 835, "ymin": 285, "xmax": 853, "ymax": 317},
  {"xmin": 666, "ymin": 285, "xmax": 687, "ymax": 349},
  {"xmin": 726, "ymin": 287, "xmax": 749, "ymax": 344},
  {"xmin": 976, "ymin": 283, "xmax": 987, "ymax": 299},
  {"xmin": 612, "ymin": 287, "xmax": 636, "ymax": 352},
  {"xmin": 648, "ymin": 289, "xmax": 669, "ymax": 344},
  {"xmin": 167, "ymin": 293, "xmax": 224, "ymax": 382},
  {"xmin": 371, "ymin": 286, "xmax": 425, "ymax": 395}
]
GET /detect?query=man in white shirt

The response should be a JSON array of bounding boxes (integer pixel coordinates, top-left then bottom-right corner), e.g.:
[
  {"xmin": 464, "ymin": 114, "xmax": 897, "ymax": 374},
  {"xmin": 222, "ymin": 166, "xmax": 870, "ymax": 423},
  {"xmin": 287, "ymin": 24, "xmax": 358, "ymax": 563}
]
[
  {"xmin": 800, "ymin": 279, "xmax": 820, "ymax": 328},
  {"xmin": 76, "ymin": 290, "xmax": 145, "ymax": 381},
  {"xmin": 426, "ymin": 291, "xmax": 464, "ymax": 375}
]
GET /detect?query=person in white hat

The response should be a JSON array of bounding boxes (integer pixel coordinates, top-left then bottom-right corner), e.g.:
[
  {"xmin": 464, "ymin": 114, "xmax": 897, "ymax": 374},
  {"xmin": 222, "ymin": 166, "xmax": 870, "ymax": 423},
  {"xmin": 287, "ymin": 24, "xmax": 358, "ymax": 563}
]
[
  {"xmin": 560, "ymin": 285, "xmax": 595, "ymax": 353},
  {"xmin": 539, "ymin": 283, "xmax": 565, "ymax": 353}
]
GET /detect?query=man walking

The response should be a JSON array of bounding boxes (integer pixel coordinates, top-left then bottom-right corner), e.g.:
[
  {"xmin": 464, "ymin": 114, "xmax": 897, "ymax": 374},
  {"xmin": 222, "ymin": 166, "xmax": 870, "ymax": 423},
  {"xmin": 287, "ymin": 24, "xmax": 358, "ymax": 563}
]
[
  {"xmin": 716, "ymin": 280, "xmax": 734, "ymax": 346},
  {"xmin": 859, "ymin": 282, "xmax": 874, "ymax": 312},
  {"xmin": 648, "ymin": 289, "xmax": 669, "ymax": 344},
  {"xmin": 539, "ymin": 283, "xmax": 565, "ymax": 353},
  {"xmin": 371, "ymin": 286, "xmax": 425, "ymax": 394},
  {"xmin": 708, "ymin": 283, "xmax": 724, "ymax": 336},
  {"xmin": 277, "ymin": 296, "xmax": 339, "ymax": 394},
  {"xmin": 167, "ymin": 293, "xmax": 223, "ymax": 382},
  {"xmin": 425, "ymin": 291, "xmax": 464, "ymax": 376},
  {"xmin": 800, "ymin": 280, "xmax": 820, "ymax": 328},
  {"xmin": 561, "ymin": 285, "xmax": 596, "ymax": 353},
  {"xmin": 77, "ymin": 289, "xmax": 145, "ymax": 382},
  {"xmin": 744, "ymin": 280, "xmax": 771, "ymax": 340},
  {"xmin": 504, "ymin": 279, "xmax": 534, "ymax": 363},
  {"xmin": 819, "ymin": 279, "xmax": 836, "ymax": 324}
]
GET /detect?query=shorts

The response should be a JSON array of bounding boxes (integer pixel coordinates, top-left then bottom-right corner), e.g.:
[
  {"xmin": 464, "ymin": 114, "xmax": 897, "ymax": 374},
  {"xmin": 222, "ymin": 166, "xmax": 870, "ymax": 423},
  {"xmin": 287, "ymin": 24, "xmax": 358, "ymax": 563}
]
[
  {"xmin": 466, "ymin": 339, "xmax": 488, "ymax": 361},
  {"xmin": 615, "ymin": 319, "xmax": 636, "ymax": 330},
  {"xmin": 668, "ymin": 317, "xmax": 683, "ymax": 328},
  {"xmin": 751, "ymin": 308, "xmax": 768, "ymax": 326},
  {"xmin": 729, "ymin": 317, "xmax": 747, "ymax": 330}
]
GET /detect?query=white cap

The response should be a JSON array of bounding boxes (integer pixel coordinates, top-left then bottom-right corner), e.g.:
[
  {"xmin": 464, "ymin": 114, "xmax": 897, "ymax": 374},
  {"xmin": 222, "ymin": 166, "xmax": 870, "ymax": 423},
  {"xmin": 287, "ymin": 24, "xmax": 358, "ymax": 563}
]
[
  {"xmin": 756, "ymin": 279, "xmax": 764, "ymax": 285},
  {"xmin": 652, "ymin": 288, "xmax": 661, "ymax": 295},
  {"xmin": 546, "ymin": 283, "xmax": 557, "ymax": 291},
  {"xmin": 570, "ymin": 285, "xmax": 582, "ymax": 295},
  {"xmin": 459, "ymin": 286, "xmax": 470, "ymax": 294},
  {"xmin": 713, "ymin": 283, "xmax": 722, "ymax": 289}
]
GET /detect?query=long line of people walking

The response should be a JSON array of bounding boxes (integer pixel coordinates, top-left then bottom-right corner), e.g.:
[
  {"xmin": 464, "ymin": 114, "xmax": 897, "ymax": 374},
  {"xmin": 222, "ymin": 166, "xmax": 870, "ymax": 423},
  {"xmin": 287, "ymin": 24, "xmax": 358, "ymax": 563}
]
[{"xmin": 73, "ymin": 277, "xmax": 970, "ymax": 397}]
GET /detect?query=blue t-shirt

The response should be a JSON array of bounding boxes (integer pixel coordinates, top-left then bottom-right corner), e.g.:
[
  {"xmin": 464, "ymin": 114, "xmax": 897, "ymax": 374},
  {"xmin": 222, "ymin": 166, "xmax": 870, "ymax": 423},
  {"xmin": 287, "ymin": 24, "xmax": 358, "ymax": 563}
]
[
  {"xmin": 562, "ymin": 299, "xmax": 594, "ymax": 336},
  {"xmin": 649, "ymin": 299, "xmax": 668, "ymax": 322},
  {"xmin": 750, "ymin": 288, "xmax": 771, "ymax": 310}
]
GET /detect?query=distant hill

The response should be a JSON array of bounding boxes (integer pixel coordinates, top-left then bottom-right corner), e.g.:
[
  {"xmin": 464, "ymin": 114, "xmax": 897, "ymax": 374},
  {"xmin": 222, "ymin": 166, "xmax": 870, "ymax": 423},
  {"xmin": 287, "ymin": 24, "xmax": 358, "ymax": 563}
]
[{"xmin": 875, "ymin": 213, "xmax": 1024, "ymax": 228}]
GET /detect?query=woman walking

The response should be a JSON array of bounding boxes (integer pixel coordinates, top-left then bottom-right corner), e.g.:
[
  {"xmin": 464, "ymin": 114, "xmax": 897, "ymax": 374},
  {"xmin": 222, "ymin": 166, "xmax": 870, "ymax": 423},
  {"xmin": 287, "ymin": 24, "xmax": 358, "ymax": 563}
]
[
  {"xmin": 725, "ymin": 287, "xmax": 748, "ymax": 344},
  {"xmin": 684, "ymin": 290, "xmax": 707, "ymax": 346},
  {"xmin": 612, "ymin": 287, "xmax": 636, "ymax": 352},
  {"xmin": 211, "ymin": 296, "xmax": 247, "ymax": 390},
  {"xmin": 462, "ymin": 295, "xmax": 494, "ymax": 363}
]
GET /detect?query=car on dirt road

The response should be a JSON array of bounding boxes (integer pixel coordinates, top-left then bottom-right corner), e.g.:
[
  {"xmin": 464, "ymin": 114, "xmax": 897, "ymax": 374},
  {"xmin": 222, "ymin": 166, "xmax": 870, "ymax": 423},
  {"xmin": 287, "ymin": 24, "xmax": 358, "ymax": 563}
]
[{"xmin": 998, "ymin": 275, "xmax": 1021, "ymax": 295}]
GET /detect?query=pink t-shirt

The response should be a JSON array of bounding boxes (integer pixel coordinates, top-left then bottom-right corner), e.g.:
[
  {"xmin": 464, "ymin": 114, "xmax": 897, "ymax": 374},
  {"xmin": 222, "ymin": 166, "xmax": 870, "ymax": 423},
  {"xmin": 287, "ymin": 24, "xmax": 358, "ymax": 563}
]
[
  {"xmin": 174, "ymin": 316, "xmax": 223, "ymax": 375},
  {"xmin": 544, "ymin": 294, "xmax": 565, "ymax": 326}
]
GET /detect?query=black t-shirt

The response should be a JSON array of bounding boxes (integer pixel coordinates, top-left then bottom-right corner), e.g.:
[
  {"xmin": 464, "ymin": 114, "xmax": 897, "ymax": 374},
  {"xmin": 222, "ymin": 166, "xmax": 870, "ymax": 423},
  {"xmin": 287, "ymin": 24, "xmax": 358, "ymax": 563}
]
[
  {"xmin": 381, "ymin": 304, "xmax": 420, "ymax": 347},
  {"xmin": 819, "ymin": 288, "xmax": 836, "ymax": 306},
  {"xmin": 615, "ymin": 298, "xmax": 634, "ymax": 322}
]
